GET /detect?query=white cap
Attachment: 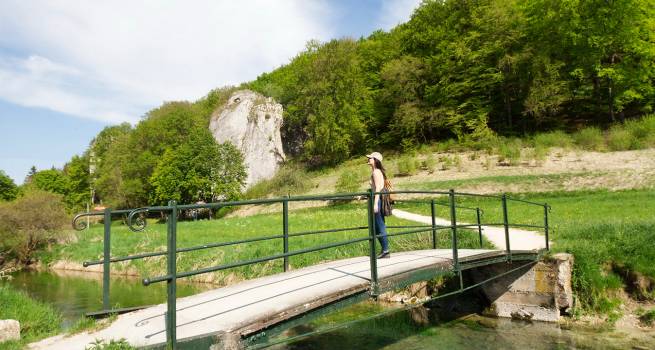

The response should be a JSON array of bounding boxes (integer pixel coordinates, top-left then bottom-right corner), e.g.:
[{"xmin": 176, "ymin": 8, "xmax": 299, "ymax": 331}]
[{"xmin": 366, "ymin": 152, "xmax": 383, "ymax": 162}]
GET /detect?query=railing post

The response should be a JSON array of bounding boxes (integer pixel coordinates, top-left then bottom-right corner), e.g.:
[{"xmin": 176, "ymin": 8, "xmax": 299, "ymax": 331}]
[
  {"xmin": 367, "ymin": 189, "xmax": 379, "ymax": 295},
  {"xmin": 166, "ymin": 200, "xmax": 178, "ymax": 349},
  {"xmin": 449, "ymin": 189, "xmax": 459, "ymax": 272},
  {"xmin": 283, "ymin": 198, "xmax": 289, "ymax": 272},
  {"xmin": 476, "ymin": 208, "xmax": 483, "ymax": 248},
  {"xmin": 430, "ymin": 199, "xmax": 437, "ymax": 249},
  {"xmin": 102, "ymin": 208, "xmax": 111, "ymax": 311},
  {"xmin": 502, "ymin": 194, "xmax": 512, "ymax": 262},
  {"xmin": 544, "ymin": 204, "xmax": 550, "ymax": 251}
]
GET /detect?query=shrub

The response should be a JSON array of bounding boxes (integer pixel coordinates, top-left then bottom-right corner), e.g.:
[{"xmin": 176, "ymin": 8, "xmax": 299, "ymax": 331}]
[
  {"xmin": 606, "ymin": 126, "xmax": 632, "ymax": 151},
  {"xmin": 335, "ymin": 169, "xmax": 363, "ymax": 193},
  {"xmin": 497, "ymin": 138, "xmax": 522, "ymax": 165},
  {"xmin": 533, "ymin": 130, "xmax": 573, "ymax": 149},
  {"xmin": 573, "ymin": 127, "xmax": 605, "ymax": 151},
  {"xmin": 244, "ymin": 164, "xmax": 312, "ymax": 199},
  {"xmin": 0, "ymin": 189, "xmax": 68, "ymax": 263},
  {"xmin": 624, "ymin": 114, "xmax": 655, "ymax": 148},
  {"xmin": 396, "ymin": 156, "xmax": 419, "ymax": 176},
  {"xmin": 440, "ymin": 156, "xmax": 453, "ymax": 170},
  {"xmin": 526, "ymin": 145, "xmax": 548, "ymax": 165},
  {"xmin": 453, "ymin": 155, "xmax": 463, "ymax": 171},
  {"xmin": 422, "ymin": 154, "xmax": 437, "ymax": 173}
]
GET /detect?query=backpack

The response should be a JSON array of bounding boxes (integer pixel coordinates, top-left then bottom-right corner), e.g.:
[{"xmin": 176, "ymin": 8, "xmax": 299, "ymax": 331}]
[{"xmin": 381, "ymin": 179, "xmax": 394, "ymax": 216}]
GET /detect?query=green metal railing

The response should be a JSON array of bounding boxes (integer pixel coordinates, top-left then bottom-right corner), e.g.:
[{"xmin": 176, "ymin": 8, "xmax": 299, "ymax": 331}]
[{"xmin": 73, "ymin": 189, "xmax": 551, "ymax": 348}]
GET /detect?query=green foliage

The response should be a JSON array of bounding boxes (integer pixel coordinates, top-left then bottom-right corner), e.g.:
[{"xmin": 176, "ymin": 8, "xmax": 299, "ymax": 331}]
[
  {"xmin": 0, "ymin": 189, "xmax": 68, "ymax": 263},
  {"xmin": 533, "ymin": 131, "xmax": 574, "ymax": 149},
  {"xmin": 0, "ymin": 170, "xmax": 18, "ymax": 201},
  {"xmin": 63, "ymin": 154, "xmax": 91, "ymax": 211},
  {"xmin": 30, "ymin": 169, "xmax": 70, "ymax": 195},
  {"xmin": 497, "ymin": 138, "xmax": 522, "ymax": 165},
  {"xmin": 606, "ymin": 126, "xmax": 632, "ymax": 151},
  {"xmin": 623, "ymin": 114, "xmax": 655, "ymax": 148},
  {"xmin": 335, "ymin": 169, "xmax": 364, "ymax": 193},
  {"xmin": 396, "ymin": 156, "xmax": 419, "ymax": 176},
  {"xmin": 149, "ymin": 131, "xmax": 247, "ymax": 205},
  {"xmin": 244, "ymin": 165, "xmax": 312, "ymax": 199},
  {"xmin": 0, "ymin": 284, "xmax": 61, "ymax": 345},
  {"xmin": 638, "ymin": 308, "xmax": 655, "ymax": 326},
  {"xmin": 85, "ymin": 338, "xmax": 135, "ymax": 350},
  {"xmin": 573, "ymin": 127, "xmax": 606, "ymax": 151},
  {"xmin": 422, "ymin": 155, "xmax": 437, "ymax": 173}
]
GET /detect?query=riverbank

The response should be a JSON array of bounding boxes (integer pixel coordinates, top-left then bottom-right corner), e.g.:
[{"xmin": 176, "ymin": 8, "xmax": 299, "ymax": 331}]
[{"xmin": 0, "ymin": 285, "xmax": 61, "ymax": 350}]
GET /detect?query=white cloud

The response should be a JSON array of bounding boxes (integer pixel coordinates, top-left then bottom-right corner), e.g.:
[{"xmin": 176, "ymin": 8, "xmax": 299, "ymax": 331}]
[
  {"xmin": 377, "ymin": 0, "xmax": 422, "ymax": 30},
  {"xmin": 0, "ymin": 0, "xmax": 334, "ymax": 123}
]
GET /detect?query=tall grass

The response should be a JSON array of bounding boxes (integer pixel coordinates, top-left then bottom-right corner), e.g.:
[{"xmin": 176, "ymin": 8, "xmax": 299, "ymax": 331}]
[
  {"xmin": 0, "ymin": 284, "xmax": 62, "ymax": 349},
  {"xmin": 497, "ymin": 138, "xmax": 522, "ymax": 165},
  {"xmin": 573, "ymin": 127, "xmax": 606, "ymax": 151}
]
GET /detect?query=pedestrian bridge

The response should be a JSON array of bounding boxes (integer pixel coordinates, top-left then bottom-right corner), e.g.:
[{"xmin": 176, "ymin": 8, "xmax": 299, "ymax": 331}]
[{"xmin": 33, "ymin": 190, "xmax": 550, "ymax": 349}]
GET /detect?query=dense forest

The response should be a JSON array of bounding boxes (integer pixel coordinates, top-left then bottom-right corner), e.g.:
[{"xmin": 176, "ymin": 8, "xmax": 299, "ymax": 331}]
[
  {"xmin": 2, "ymin": 0, "xmax": 654, "ymax": 211},
  {"xmin": 248, "ymin": 0, "xmax": 655, "ymax": 165}
]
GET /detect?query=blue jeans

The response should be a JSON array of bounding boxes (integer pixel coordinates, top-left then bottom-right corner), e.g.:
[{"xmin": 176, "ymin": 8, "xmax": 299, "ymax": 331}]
[{"xmin": 375, "ymin": 200, "xmax": 389, "ymax": 252}]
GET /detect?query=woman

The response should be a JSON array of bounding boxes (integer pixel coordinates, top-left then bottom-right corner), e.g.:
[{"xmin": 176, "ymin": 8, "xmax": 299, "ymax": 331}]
[{"xmin": 367, "ymin": 151, "xmax": 390, "ymax": 259}]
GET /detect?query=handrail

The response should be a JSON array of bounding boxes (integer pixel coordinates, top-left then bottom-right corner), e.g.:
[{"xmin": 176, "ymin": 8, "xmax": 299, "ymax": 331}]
[{"xmin": 73, "ymin": 188, "xmax": 550, "ymax": 349}]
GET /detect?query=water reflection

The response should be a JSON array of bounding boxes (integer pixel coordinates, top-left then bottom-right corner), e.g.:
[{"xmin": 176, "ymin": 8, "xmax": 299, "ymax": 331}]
[
  {"xmin": 3, "ymin": 270, "xmax": 212, "ymax": 329},
  {"xmin": 263, "ymin": 296, "xmax": 655, "ymax": 350}
]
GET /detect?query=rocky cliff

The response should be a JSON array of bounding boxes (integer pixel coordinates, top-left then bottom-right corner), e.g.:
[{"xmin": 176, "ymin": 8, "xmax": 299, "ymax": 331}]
[{"xmin": 209, "ymin": 90, "xmax": 286, "ymax": 188}]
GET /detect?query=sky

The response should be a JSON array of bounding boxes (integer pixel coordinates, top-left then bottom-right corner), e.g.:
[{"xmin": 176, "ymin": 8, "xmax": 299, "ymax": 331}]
[{"xmin": 0, "ymin": 0, "xmax": 422, "ymax": 184}]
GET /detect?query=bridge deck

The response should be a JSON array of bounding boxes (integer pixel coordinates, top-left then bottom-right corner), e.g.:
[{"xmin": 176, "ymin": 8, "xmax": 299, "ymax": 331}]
[{"xmin": 31, "ymin": 248, "xmax": 537, "ymax": 350}]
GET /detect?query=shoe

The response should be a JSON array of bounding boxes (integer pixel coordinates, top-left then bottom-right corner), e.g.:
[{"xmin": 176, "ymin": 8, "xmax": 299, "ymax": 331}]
[{"xmin": 377, "ymin": 251, "xmax": 391, "ymax": 259}]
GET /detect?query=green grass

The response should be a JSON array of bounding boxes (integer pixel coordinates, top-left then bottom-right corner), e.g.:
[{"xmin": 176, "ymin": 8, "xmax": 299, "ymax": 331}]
[
  {"xmin": 0, "ymin": 284, "xmax": 62, "ymax": 350},
  {"xmin": 393, "ymin": 188, "xmax": 655, "ymax": 316},
  {"xmin": 41, "ymin": 202, "xmax": 489, "ymax": 285},
  {"xmin": 637, "ymin": 308, "xmax": 655, "ymax": 326}
]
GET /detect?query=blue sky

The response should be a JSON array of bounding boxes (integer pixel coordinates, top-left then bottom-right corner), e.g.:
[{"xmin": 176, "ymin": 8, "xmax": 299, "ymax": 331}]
[{"xmin": 0, "ymin": 0, "xmax": 421, "ymax": 184}]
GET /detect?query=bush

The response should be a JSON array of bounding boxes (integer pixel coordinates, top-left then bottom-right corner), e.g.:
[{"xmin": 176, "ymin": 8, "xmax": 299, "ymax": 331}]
[
  {"xmin": 396, "ymin": 156, "xmax": 419, "ymax": 176},
  {"xmin": 0, "ymin": 170, "xmax": 18, "ymax": 201},
  {"xmin": 624, "ymin": 114, "xmax": 655, "ymax": 148},
  {"xmin": 0, "ymin": 189, "xmax": 68, "ymax": 263},
  {"xmin": 497, "ymin": 138, "xmax": 522, "ymax": 165},
  {"xmin": 244, "ymin": 164, "xmax": 312, "ymax": 199},
  {"xmin": 573, "ymin": 127, "xmax": 606, "ymax": 151},
  {"xmin": 606, "ymin": 126, "xmax": 632, "ymax": 151},
  {"xmin": 440, "ymin": 156, "xmax": 453, "ymax": 170},
  {"xmin": 422, "ymin": 154, "xmax": 437, "ymax": 173},
  {"xmin": 335, "ymin": 169, "xmax": 363, "ymax": 193},
  {"xmin": 533, "ymin": 130, "xmax": 573, "ymax": 149}
]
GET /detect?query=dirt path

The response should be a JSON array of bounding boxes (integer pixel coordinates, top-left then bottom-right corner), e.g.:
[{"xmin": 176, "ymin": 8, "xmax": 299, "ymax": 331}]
[{"xmin": 392, "ymin": 209, "xmax": 549, "ymax": 251}]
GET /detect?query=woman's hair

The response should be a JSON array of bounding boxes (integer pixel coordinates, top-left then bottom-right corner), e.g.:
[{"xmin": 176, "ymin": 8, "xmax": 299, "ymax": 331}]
[{"xmin": 373, "ymin": 158, "xmax": 387, "ymax": 180}]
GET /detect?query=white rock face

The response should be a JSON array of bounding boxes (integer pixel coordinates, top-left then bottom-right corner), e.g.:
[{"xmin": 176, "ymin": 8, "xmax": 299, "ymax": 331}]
[
  {"xmin": 209, "ymin": 90, "xmax": 286, "ymax": 187},
  {"xmin": 0, "ymin": 319, "xmax": 20, "ymax": 342}
]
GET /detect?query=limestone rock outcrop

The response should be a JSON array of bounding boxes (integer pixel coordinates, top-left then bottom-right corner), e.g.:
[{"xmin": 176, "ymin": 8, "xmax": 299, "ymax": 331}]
[{"xmin": 209, "ymin": 90, "xmax": 286, "ymax": 188}]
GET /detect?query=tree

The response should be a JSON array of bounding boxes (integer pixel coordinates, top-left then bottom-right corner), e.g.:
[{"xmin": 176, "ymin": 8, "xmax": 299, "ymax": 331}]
[
  {"xmin": 63, "ymin": 154, "xmax": 90, "ymax": 211},
  {"xmin": 30, "ymin": 169, "xmax": 70, "ymax": 195},
  {"xmin": 149, "ymin": 130, "xmax": 246, "ymax": 205},
  {"xmin": 0, "ymin": 171, "xmax": 18, "ymax": 201}
]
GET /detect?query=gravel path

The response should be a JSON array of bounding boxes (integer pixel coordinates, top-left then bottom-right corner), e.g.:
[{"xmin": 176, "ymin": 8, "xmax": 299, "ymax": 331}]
[{"xmin": 392, "ymin": 209, "xmax": 549, "ymax": 251}]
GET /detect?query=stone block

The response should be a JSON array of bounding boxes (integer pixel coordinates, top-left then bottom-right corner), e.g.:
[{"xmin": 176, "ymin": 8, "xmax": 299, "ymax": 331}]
[
  {"xmin": 470, "ymin": 253, "xmax": 574, "ymax": 322},
  {"xmin": 0, "ymin": 319, "xmax": 20, "ymax": 342}
]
